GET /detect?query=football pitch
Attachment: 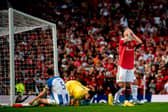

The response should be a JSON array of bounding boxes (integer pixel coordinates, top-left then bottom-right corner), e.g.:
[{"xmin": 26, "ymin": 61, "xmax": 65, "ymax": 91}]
[{"xmin": 0, "ymin": 103, "xmax": 168, "ymax": 112}]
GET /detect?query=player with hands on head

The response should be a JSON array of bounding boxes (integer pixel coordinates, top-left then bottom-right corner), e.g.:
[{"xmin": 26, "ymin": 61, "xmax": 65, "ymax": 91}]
[{"xmin": 113, "ymin": 26, "xmax": 142, "ymax": 106}]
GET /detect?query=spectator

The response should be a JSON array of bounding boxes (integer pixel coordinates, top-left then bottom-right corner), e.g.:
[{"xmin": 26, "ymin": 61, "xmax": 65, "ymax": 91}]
[{"xmin": 0, "ymin": 0, "xmax": 168, "ymax": 99}]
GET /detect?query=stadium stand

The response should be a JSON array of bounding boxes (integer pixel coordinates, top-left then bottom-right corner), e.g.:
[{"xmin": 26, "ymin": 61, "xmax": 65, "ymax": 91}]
[{"xmin": 0, "ymin": 0, "xmax": 168, "ymax": 99}]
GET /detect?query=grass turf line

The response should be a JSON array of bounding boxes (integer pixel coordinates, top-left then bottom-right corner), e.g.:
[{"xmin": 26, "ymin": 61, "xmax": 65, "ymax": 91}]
[{"xmin": 0, "ymin": 103, "xmax": 168, "ymax": 112}]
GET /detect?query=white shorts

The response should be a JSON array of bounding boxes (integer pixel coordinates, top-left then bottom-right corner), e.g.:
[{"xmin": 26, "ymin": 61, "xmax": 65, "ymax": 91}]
[
  {"xmin": 116, "ymin": 66, "xmax": 136, "ymax": 83},
  {"xmin": 47, "ymin": 98, "xmax": 69, "ymax": 106},
  {"xmin": 47, "ymin": 93, "xmax": 70, "ymax": 105}
]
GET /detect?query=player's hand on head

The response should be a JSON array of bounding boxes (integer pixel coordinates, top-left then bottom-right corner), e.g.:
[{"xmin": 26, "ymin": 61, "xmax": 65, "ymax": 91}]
[{"xmin": 128, "ymin": 33, "xmax": 133, "ymax": 40}]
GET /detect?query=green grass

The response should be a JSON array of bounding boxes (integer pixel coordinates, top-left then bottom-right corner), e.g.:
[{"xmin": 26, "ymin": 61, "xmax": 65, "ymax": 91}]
[{"xmin": 0, "ymin": 103, "xmax": 168, "ymax": 112}]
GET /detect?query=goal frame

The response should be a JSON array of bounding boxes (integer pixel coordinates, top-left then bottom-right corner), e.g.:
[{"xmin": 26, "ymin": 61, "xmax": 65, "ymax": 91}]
[{"xmin": 7, "ymin": 8, "xmax": 58, "ymax": 106}]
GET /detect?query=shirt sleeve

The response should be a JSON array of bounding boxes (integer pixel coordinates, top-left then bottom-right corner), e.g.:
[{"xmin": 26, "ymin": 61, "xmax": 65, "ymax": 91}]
[{"xmin": 119, "ymin": 39, "xmax": 124, "ymax": 45}]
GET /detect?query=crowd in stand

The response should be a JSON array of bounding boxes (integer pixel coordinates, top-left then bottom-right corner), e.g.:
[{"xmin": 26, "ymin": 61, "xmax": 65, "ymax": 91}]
[{"xmin": 0, "ymin": 0, "xmax": 168, "ymax": 96}]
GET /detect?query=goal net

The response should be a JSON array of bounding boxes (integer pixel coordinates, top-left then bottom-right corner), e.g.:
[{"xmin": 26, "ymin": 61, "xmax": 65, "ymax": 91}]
[{"xmin": 0, "ymin": 8, "xmax": 58, "ymax": 106}]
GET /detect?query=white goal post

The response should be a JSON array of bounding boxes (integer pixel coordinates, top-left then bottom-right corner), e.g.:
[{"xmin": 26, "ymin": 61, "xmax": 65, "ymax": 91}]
[{"xmin": 0, "ymin": 8, "xmax": 58, "ymax": 106}]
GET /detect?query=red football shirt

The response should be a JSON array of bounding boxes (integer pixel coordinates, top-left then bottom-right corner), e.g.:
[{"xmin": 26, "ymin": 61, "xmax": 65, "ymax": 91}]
[{"xmin": 118, "ymin": 39, "xmax": 136, "ymax": 69}]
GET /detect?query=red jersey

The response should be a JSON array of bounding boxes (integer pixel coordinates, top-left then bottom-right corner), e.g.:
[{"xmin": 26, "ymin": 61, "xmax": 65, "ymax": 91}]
[
  {"xmin": 155, "ymin": 77, "xmax": 164, "ymax": 92},
  {"xmin": 118, "ymin": 39, "xmax": 136, "ymax": 69}
]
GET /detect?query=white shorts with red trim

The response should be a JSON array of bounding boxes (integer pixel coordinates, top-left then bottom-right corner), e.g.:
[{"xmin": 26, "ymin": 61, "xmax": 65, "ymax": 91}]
[{"xmin": 116, "ymin": 66, "xmax": 136, "ymax": 83}]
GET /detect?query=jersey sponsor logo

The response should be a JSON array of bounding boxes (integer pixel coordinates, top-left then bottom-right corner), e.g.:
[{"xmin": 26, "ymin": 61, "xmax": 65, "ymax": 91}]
[{"xmin": 125, "ymin": 47, "xmax": 134, "ymax": 51}]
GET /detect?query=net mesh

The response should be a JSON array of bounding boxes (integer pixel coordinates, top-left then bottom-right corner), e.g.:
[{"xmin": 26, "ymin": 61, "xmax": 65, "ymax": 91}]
[
  {"xmin": 0, "ymin": 9, "xmax": 55, "ymax": 104},
  {"xmin": 0, "ymin": 10, "xmax": 49, "ymax": 36}
]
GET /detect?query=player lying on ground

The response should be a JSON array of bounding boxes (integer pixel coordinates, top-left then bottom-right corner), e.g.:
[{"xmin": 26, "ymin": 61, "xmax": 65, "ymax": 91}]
[
  {"xmin": 13, "ymin": 68, "xmax": 70, "ymax": 107},
  {"xmin": 15, "ymin": 92, "xmax": 29, "ymax": 103},
  {"xmin": 65, "ymin": 80, "xmax": 91, "ymax": 106}
]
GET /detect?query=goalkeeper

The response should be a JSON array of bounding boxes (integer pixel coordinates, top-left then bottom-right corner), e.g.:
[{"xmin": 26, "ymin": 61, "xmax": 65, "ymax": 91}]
[
  {"xmin": 15, "ymin": 82, "xmax": 29, "ymax": 103},
  {"xmin": 65, "ymin": 80, "xmax": 90, "ymax": 106}
]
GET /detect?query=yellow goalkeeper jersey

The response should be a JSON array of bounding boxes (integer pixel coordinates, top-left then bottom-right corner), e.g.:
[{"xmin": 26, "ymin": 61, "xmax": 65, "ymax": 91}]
[{"xmin": 65, "ymin": 80, "xmax": 90, "ymax": 99}]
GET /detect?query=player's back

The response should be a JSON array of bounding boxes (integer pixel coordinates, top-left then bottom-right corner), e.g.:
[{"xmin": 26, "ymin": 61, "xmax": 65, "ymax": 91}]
[
  {"xmin": 47, "ymin": 76, "xmax": 70, "ymax": 105},
  {"xmin": 65, "ymin": 80, "xmax": 90, "ymax": 99},
  {"xmin": 66, "ymin": 80, "xmax": 81, "ymax": 87}
]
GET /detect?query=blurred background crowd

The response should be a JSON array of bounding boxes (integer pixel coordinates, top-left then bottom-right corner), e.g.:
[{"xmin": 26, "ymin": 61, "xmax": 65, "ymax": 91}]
[{"xmin": 0, "ymin": 0, "xmax": 168, "ymax": 97}]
